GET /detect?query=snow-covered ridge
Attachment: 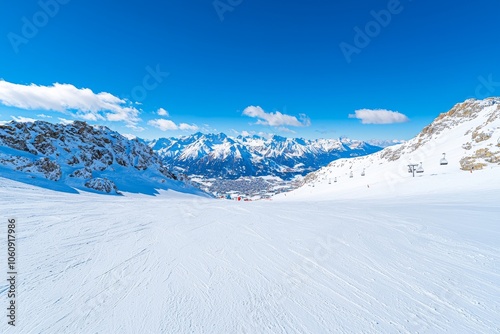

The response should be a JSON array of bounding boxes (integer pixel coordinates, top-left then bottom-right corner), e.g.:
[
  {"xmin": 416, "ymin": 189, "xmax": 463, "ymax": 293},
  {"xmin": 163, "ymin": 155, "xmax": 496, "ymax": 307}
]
[
  {"xmin": 295, "ymin": 97, "xmax": 500, "ymax": 195},
  {"xmin": 0, "ymin": 120, "xmax": 204, "ymax": 195},
  {"xmin": 149, "ymin": 133, "xmax": 384, "ymax": 180}
]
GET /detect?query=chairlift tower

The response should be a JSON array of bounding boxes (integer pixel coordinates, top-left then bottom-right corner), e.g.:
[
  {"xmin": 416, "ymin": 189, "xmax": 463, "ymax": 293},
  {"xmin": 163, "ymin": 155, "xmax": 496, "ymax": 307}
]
[{"xmin": 408, "ymin": 163, "xmax": 419, "ymax": 177}]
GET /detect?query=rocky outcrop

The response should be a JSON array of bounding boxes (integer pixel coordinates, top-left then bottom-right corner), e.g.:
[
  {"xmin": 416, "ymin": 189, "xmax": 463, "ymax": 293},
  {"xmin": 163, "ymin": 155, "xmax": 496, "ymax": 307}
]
[
  {"xmin": 13, "ymin": 157, "xmax": 62, "ymax": 181},
  {"xmin": 70, "ymin": 167, "xmax": 93, "ymax": 179},
  {"xmin": 0, "ymin": 120, "xmax": 178, "ymax": 192},
  {"xmin": 460, "ymin": 148, "xmax": 500, "ymax": 171},
  {"xmin": 85, "ymin": 178, "xmax": 118, "ymax": 194}
]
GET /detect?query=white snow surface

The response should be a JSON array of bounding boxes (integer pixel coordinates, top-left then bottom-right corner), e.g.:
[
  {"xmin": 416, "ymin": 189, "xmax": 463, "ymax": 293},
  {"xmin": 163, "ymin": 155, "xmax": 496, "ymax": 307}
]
[{"xmin": 1, "ymin": 170, "xmax": 499, "ymax": 333}]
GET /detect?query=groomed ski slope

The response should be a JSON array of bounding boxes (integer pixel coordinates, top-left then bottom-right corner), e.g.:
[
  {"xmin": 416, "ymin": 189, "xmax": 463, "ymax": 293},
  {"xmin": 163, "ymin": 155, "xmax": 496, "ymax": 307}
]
[{"xmin": 1, "ymin": 171, "xmax": 499, "ymax": 333}]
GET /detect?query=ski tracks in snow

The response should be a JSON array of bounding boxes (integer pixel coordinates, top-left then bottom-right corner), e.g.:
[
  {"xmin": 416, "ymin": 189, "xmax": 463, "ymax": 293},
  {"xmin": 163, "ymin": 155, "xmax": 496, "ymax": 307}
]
[{"xmin": 0, "ymin": 182, "xmax": 499, "ymax": 333}]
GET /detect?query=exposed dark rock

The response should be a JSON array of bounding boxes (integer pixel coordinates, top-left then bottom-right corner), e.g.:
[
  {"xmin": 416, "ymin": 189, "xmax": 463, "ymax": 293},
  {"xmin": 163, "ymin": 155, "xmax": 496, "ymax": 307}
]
[{"xmin": 85, "ymin": 178, "xmax": 117, "ymax": 194}]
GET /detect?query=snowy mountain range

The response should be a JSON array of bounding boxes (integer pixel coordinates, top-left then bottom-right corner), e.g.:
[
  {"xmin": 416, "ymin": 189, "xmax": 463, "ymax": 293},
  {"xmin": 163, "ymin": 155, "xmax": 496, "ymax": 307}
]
[
  {"xmin": 1, "ymin": 97, "xmax": 497, "ymax": 196},
  {"xmin": 0, "ymin": 120, "xmax": 203, "ymax": 195},
  {"xmin": 291, "ymin": 97, "xmax": 500, "ymax": 196},
  {"xmin": 149, "ymin": 133, "xmax": 383, "ymax": 180}
]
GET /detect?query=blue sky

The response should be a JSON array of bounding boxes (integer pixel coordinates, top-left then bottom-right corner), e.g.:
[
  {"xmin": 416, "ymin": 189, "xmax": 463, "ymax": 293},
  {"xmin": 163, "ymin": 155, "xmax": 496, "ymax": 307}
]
[{"xmin": 1, "ymin": 0, "xmax": 499, "ymax": 140}]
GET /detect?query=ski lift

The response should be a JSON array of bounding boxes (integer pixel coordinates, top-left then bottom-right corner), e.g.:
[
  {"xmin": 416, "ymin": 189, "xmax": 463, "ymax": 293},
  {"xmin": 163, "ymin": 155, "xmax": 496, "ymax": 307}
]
[
  {"xmin": 408, "ymin": 163, "xmax": 418, "ymax": 177},
  {"xmin": 334, "ymin": 177, "xmax": 337, "ymax": 183},
  {"xmin": 349, "ymin": 171, "xmax": 353, "ymax": 178},
  {"xmin": 440, "ymin": 153, "xmax": 448, "ymax": 165},
  {"xmin": 416, "ymin": 162, "xmax": 424, "ymax": 174},
  {"xmin": 361, "ymin": 168, "xmax": 365, "ymax": 177}
]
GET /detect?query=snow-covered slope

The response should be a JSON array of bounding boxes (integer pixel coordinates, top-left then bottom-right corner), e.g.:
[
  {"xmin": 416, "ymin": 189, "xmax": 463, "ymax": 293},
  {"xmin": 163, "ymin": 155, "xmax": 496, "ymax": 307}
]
[
  {"xmin": 0, "ymin": 120, "xmax": 205, "ymax": 196},
  {"xmin": 0, "ymin": 172, "xmax": 499, "ymax": 333},
  {"xmin": 150, "ymin": 133, "xmax": 383, "ymax": 180},
  {"xmin": 282, "ymin": 98, "xmax": 500, "ymax": 200}
]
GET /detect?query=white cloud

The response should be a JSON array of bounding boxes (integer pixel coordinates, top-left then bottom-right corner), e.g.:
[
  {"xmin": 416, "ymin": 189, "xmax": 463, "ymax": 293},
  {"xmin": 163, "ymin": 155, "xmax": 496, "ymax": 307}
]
[
  {"xmin": 179, "ymin": 123, "xmax": 199, "ymax": 131},
  {"xmin": 37, "ymin": 114, "xmax": 52, "ymax": 118},
  {"xmin": 126, "ymin": 124, "xmax": 145, "ymax": 132},
  {"xmin": 78, "ymin": 112, "xmax": 101, "ymax": 121},
  {"xmin": 258, "ymin": 132, "xmax": 274, "ymax": 139},
  {"xmin": 157, "ymin": 108, "xmax": 169, "ymax": 116},
  {"xmin": 242, "ymin": 106, "xmax": 311, "ymax": 127},
  {"xmin": 0, "ymin": 80, "xmax": 140, "ymax": 125},
  {"xmin": 58, "ymin": 118, "xmax": 74, "ymax": 125},
  {"xmin": 148, "ymin": 119, "xmax": 178, "ymax": 131},
  {"xmin": 349, "ymin": 109, "xmax": 409, "ymax": 124},
  {"xmin": 11, "ymin": 116, "xmax": 37, "ymax": 123},
  {"xmin": 148, "ymin": 118, "xmax": 199, "ymax": 132},
  {"xmin": 201, "ymin": 124, "xmax": 217, "ymax": 133},
  {"xmin": 277, "ymin": 127, "xmax": 296, "ymax": 134},
  {"xmin": 298, "ymin": 113, "xmax": 311, "ymax": 126}
]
